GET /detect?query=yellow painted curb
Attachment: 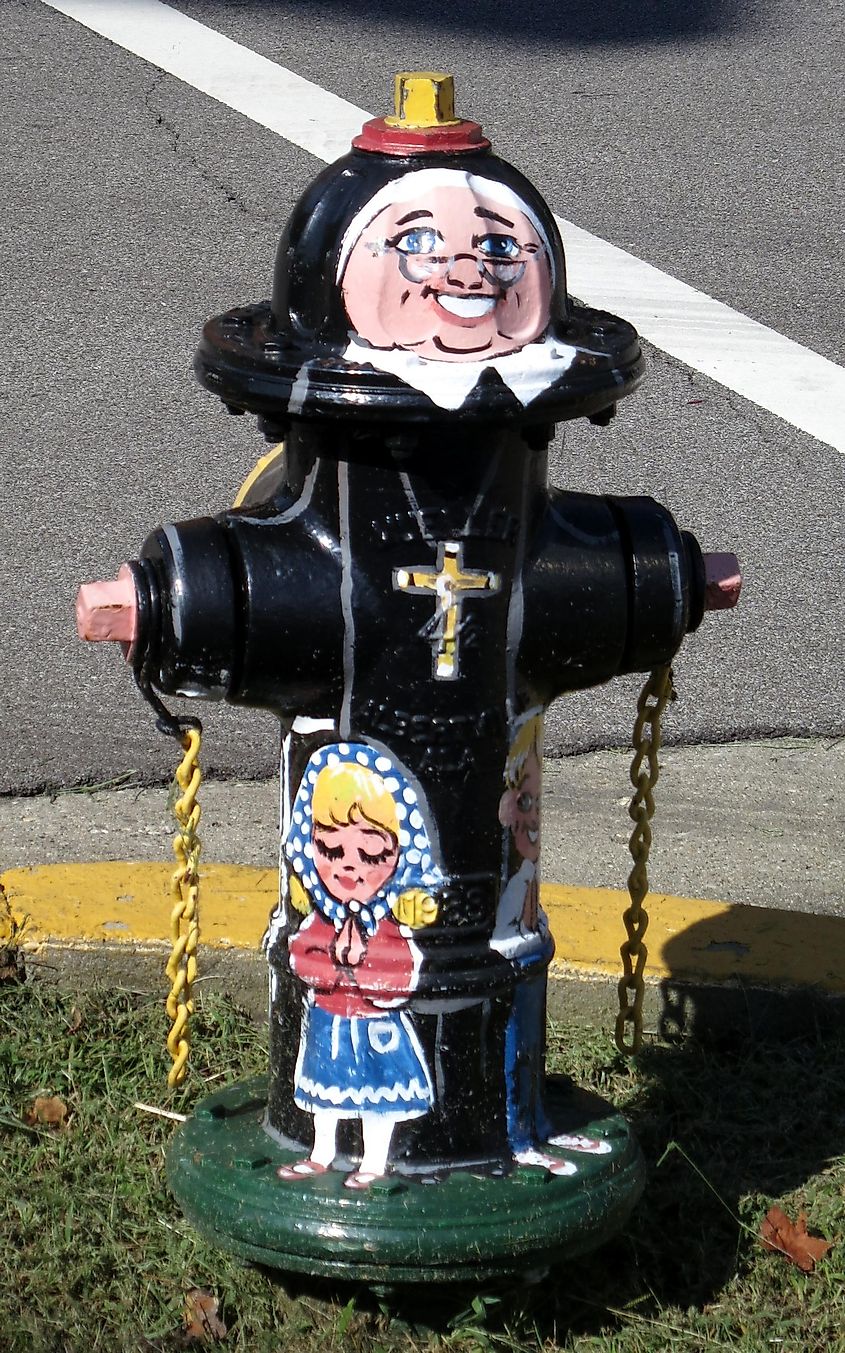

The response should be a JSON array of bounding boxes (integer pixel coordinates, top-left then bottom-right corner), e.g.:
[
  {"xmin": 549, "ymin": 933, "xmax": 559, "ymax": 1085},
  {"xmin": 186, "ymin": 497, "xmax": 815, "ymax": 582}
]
[
  {"xmin": 3, "ymin": 864, "xmax": 844, "ymax": 995},
  {"xmin": 2, "ymin": 863, "xmax": 277, "ymax": 949},
  {"xmin": 543, "ymin": 885, "xmax": 845, "ymax": 994}
]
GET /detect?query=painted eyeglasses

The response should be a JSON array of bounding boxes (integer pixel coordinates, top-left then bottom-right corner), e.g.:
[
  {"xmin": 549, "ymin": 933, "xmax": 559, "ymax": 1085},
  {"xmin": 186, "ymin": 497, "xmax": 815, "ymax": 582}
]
[{"xmin": 388, "ymin": 225, "xmax": 536, "ymax": 288}]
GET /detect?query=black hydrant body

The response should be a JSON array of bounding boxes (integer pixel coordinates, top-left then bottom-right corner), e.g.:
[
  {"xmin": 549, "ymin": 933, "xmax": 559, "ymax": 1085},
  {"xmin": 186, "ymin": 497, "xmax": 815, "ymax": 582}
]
[{"xmin": 77, "ymin": 73, "xmax": 737, "ymax": 1280}]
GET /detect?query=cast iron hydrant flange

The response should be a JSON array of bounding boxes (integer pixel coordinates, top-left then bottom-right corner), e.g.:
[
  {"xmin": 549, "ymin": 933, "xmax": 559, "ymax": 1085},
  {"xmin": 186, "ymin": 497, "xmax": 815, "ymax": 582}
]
[{"xmin": 77, "ymin": 73, "xmax": 740, "ymax": 1282}]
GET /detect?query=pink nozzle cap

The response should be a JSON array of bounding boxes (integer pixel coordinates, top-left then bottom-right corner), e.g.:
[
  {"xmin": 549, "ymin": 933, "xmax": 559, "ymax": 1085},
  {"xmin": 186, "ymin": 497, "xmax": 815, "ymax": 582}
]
[
  {"xmin": 703, "ymin": 552, "xmax": 742, "ymax": 611},
  {"xmin": 76, "ymin": 563, "xmax": 138, "ymax": 643}
]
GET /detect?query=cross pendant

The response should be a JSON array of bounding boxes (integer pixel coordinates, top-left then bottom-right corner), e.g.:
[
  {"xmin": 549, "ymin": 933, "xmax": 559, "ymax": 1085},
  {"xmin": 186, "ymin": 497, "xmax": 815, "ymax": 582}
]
[{"xmin": 394, "ymin": 540, "xmax": 501, "ymax": 680}]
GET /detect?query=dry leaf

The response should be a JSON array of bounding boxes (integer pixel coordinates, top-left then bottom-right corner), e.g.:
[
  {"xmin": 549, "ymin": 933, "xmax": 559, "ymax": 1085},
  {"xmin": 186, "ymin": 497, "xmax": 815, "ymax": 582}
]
[
  {"xmin": 0, "ymin": 946, "xmax": 25, "ymax": 984},
  {"xmin": 760, "ymin": 1205, "xmax": 833, "ymax": 1272},
  {"xmin": 183, "ymin": 1287, "xmax": 227, "ymax": 1343},
  {"xmin": 23, "ymin": 1096, "xmax": 69, "ymax": 1129},
  {"xmin": 67, "ymin": 1006, "xmax": 84, "ymax": 1032}
]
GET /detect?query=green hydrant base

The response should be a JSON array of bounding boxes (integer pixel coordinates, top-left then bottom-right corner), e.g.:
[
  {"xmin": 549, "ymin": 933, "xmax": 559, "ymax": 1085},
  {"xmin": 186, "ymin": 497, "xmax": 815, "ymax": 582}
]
[{"xmin": 166, "ymin": 1077, "xmax": 645, "ymax": 1282}]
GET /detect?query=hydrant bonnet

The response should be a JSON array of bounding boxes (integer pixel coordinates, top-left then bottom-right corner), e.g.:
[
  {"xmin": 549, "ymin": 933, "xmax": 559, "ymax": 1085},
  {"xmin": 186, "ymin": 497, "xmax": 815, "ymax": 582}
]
[
  {"xmin": 195, "ymin": 85, "xmax": 644, "ymax": 429},
  {"xmin": 271, "ymin": 152, "xmax": 569, "ymax": 356}
]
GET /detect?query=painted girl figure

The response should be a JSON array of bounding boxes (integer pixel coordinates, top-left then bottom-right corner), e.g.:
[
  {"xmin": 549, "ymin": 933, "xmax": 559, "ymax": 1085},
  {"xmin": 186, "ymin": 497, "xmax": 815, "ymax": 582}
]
[{"xmin": 278, "ymin": 743, "xmax": 442, "ymax": 1189}]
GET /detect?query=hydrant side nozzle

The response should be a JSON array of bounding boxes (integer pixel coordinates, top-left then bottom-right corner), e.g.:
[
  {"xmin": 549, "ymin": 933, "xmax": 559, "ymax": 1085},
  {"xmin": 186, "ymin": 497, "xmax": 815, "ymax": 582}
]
[
  {"xmin": 75, "ymin": 563, "xmax": 138, "ymax": 645},
  {"xmin": 703, "ymin": 552, "xmax": 742, "ymax": 611}
]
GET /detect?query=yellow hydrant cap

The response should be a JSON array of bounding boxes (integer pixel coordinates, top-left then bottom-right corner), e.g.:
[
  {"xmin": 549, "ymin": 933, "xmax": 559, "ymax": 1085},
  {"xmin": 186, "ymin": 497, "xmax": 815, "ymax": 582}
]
[
  {"xmin": 385, "ymin": 72, "xmax": 461, "ymax": 129},
  {"xmin": 352, "ymin": 72, "xmax": 489, "ymax": 155}
]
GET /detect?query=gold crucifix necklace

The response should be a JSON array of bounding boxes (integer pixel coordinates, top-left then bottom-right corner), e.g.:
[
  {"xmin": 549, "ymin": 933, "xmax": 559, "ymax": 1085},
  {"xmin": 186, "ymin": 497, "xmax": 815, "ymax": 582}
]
[{"xmin": 393, "ymin": 462, "xmax": 504, "ymax": 681}]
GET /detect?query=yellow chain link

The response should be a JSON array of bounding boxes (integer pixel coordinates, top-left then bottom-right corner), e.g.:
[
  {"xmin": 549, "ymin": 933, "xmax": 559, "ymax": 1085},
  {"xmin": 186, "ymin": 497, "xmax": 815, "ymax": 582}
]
[
  {"xmin": 615, "ymin": 665, "xmax": 675, "ymax": 1055},
  {"xmin": 165, "ymin": 727, "xmax": 202, "ymax": 1087}
]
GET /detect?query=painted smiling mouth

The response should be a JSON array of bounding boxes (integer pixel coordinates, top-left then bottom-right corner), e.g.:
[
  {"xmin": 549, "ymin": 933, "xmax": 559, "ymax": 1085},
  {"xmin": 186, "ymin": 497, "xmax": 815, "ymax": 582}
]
[
  {"xmin": 526, "ymin": 828, "xmax": 540, "ymax": 845},
  {"xmin": 435, "ymin": 295, "xmax": 498, "ymax": 318}
]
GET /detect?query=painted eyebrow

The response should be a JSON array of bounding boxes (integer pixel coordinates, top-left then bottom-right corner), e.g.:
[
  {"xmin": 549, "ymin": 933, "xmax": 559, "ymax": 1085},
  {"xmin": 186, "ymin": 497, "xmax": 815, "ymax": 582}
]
[
  {"xmin": 316, "ymin": 823, "xmax": 391, "ymax": 839},
  {"xmin": 395, "ymin": 209, "xmax": 434, "ymax": 225},
  {"xmin": 474, "ymin": 208, "xmax": 515, "ymax": 228}
]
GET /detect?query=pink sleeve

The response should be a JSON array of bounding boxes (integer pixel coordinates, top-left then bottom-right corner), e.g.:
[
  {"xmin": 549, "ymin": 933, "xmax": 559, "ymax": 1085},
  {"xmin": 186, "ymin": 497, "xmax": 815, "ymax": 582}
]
[
  {"xmin": 288, "ymin": 916, "xmax": 342, "ymax": 992},
  {"xmin": 354, "ymin": 920, "xmax": 416, "ymax": 999}
]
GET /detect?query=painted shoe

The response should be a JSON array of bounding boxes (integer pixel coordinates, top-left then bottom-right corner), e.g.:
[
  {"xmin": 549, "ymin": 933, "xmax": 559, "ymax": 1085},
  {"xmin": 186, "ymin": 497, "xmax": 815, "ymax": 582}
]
[
  {"xmin": 514, "ymin": 1148, "xmax": 577, "ymax": 1177},
  {"xmin": 276, "ymin": 1159, "xmax": 330, "ymax": 1181},
  {"xmin": 546, "ymin": 1132, "xmax": 612, "ymax": 1155}
]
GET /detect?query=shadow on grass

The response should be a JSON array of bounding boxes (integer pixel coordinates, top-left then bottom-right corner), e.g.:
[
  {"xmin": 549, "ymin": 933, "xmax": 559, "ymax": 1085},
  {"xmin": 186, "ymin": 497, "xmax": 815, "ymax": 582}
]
[
  {"xmin": 253, "ymin": 1018, "xmax": 845, "ymax": 1346},
  {"xmin": 4, "ymin": 982, "xmax": 844, "ymax": 1350}
]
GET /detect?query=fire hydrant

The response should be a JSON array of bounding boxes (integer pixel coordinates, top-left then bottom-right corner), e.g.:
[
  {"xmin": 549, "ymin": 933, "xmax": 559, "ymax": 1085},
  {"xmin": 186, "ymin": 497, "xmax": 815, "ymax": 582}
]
[{"xmin": 77, "ymin": 73, "xmax": 740, "ymax": 1282}]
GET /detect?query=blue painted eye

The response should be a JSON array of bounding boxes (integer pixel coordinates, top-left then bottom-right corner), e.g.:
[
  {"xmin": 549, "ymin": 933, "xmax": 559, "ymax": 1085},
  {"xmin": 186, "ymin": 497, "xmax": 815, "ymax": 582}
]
[
  {"xmin": 395, "ymin": 227, "xmax": 441, "ymax": 255},
  {"xmin": 477, "ymin": 234, "xmax": 521, "ymax": 260}
]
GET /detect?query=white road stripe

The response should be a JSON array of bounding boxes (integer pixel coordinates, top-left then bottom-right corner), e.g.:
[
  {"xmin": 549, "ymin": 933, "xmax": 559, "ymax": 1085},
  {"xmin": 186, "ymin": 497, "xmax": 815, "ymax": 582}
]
[
  {"xmin": 45, "ymin": 0, "xmax": 364, "ymax": 159},
  {"xmin": 562, "ymin": 222, "xmax": 845, "ymax": 453},
  {"xmin": 43, "ymin": 0, "xmax": 845, "ymax": 453}
]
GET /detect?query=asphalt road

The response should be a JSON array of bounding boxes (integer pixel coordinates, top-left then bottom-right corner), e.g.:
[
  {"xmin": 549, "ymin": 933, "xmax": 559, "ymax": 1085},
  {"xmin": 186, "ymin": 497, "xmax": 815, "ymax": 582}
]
[{"xmin": 3, "ymin": 0, "xmax": 844, "ymax": 793}]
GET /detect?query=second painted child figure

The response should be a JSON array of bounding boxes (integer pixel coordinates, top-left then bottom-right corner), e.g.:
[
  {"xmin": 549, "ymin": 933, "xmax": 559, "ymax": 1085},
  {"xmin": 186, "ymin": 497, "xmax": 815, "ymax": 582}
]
[{"xmin": 494, "ymin": 713, "xmax": 610, "ymax": 1172}]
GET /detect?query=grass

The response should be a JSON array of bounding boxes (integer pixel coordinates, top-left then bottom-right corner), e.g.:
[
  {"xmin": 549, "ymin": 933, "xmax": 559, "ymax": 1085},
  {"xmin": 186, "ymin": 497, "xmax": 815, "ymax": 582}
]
[{"xmin": 1, "ymin": 978, "xmax": 844, "ymax": 1352}]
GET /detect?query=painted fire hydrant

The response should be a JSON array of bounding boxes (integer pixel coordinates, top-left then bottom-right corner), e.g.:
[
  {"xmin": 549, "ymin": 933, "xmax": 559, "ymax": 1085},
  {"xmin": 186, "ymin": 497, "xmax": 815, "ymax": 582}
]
[{"xmin": 78, "ymin": 74, "xmax": 740, "ymax": 1281}]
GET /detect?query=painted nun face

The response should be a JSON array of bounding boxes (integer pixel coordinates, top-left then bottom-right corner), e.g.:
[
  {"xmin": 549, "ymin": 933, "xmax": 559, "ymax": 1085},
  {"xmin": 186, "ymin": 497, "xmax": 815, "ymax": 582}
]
[{"xmin": 340, "ymin": 180, "xmax": 553, "ymax": 363}]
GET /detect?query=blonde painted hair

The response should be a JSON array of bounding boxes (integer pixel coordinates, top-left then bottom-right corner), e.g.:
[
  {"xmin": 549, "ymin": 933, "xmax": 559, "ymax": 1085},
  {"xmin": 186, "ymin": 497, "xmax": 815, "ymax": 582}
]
[
  {"xmin": 504, "ymin": 715, "xmax": 543, "ymax": 789},
  {"xmin": 311, "ymin": 763, "xmax": 399, "ymax": 839}
]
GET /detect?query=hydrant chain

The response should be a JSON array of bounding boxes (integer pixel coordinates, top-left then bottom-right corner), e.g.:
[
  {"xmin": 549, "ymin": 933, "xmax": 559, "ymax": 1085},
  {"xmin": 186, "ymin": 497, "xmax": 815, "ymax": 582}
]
[
  {"xmin": 165, "ymin": 726, "xmax": 203, "ymax": 1087},
  {"xmin": 616, "ymin": 665, "xmax": 675, "ymax": 1055}
]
